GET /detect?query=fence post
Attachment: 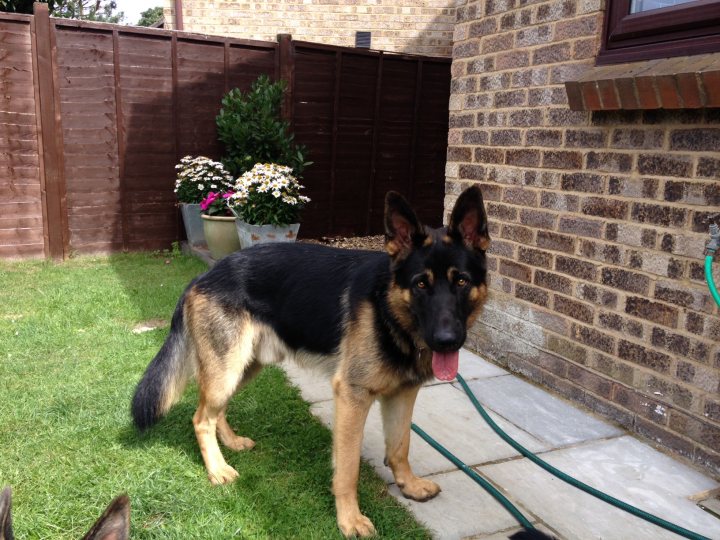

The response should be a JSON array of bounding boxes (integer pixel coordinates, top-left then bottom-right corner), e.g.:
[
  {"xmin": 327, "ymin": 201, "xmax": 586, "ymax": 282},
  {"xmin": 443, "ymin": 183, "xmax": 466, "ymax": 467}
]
[
  {"xmin": 32, "ymin": 2, "xmax": 68, "ymax": 260},
  {"xmin": 277, "ymin": 33, "xmax": 294, "ymax": 124}
]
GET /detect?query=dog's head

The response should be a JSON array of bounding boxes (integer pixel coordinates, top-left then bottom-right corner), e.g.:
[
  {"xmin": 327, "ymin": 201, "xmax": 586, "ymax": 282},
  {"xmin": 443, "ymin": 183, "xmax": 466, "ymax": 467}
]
[{"xmin": 385, "ymin": 186, "xmax": 490, "ymax": 381}]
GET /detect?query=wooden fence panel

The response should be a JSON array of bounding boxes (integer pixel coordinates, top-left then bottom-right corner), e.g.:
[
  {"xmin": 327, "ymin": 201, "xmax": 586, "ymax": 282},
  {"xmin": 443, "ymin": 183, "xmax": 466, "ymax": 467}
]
[
  {"xmin": 369, "ymin": 56, "xmax": 419, "ymax": 234},
  {"xmin": 176, "ymin": 38, "xmax": 225, "ymax": 159},
  {"xmin": 119, "ymin": 32, "xmax": 176, "ymax": 251},
  {"xmin": 0, "ymin": 15, "xmax": 45, "ymax": 258},
  {"xmin": 55, "ymin": 25, "xmax": 121, "ymax": 254},
  {"xmin": 409, "ymin": 59, "xmax": 451, "ymax": 226},
  {"xmin": 54, "ymin": 24, "xmax": 278, "ymax": 253},
  {"xmin": 333, "ymin": 52, "xmax": 378, "ymax": 237},
  {"xmin": 226, "ymin": 42, "xmax": 277, "ymax": 96},
  {"xmin": 292, "ymin": 44, "xmax": 336, "ymax": 238},
  {"xmin": 292, "ymin": 41, "xmax": 451, "ymax": 237},
  {"xmin": 0, "ymin": 12, "xmax": 450, "ymax": 257}
]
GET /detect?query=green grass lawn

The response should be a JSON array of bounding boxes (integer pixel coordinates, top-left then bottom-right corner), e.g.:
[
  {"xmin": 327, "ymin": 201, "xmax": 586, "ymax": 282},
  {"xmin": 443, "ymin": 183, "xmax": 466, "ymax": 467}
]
[{"xmin": 0, "ymin": 252, "xmax": 430, "ymax": 539}]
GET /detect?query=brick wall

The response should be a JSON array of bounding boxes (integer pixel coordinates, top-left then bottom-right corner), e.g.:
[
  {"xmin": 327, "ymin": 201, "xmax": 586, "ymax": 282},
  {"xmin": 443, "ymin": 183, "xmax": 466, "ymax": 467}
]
[
  {"xmin": 162, "ymin": 0, "xmax": 458, "ymax": 57},
  {"xmin": 448, "ymin": 0, "xmax": 720, "ymax": 477}
]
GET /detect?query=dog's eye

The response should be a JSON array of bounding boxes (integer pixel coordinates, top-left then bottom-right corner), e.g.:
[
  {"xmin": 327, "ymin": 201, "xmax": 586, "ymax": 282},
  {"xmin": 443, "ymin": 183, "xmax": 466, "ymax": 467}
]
[
  {"xmin": 416, "ymin": 280, "xmax": 427, "ymax": 290},
  {"xmin": 457, "ymin": 277, "xmax": 468, "ymax": 287}
]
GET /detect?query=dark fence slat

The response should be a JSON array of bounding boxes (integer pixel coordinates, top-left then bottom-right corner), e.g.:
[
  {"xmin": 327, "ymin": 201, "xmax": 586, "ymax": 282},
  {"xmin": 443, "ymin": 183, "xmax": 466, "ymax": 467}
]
[
  {"xmin": 113, "ymin": 29, "xmax": 128, "ymax": 250},
  {"xmin": 408, "ymin": 59, "xmax": 423, "ymax": 204},
  {"xmin": 328, "ymin": 50, "xmax": 342, "ymax": 234},
  {"xmin": 366, "ymin": 52, "xmax": 384, "ymax": 236}
]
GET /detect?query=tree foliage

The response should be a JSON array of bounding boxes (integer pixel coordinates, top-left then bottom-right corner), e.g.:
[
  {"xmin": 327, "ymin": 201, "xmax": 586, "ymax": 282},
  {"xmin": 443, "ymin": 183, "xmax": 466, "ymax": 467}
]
[
  {"xmin": 0, "ymin": 0, "xmax": 35, "ymax": 13},
  {"xmin": 0, "ymin": 0, "xmax": 124, "ymax": 23},
  {"xmin": 216, "ymin": 75, "xmax": 310, "ymax": 178},
  {"xmin": 137, "ymin": 6, "xmax": 162, "ymax": 26}
]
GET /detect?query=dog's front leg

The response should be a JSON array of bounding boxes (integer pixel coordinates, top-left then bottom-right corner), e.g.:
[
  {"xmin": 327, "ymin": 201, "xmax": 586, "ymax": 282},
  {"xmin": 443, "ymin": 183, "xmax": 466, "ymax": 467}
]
[
  {"xmin": 380, "ymin": 385, "xmax": 441, "ymax": 501},
  {"xmin": 332, "ymin": 375, "xmax": 376, "ymax": 538}
]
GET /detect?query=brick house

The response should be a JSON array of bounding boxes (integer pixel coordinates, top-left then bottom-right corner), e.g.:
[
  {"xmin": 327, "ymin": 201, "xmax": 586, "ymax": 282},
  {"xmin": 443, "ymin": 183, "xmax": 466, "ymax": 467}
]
[
  {"xmin": 162, "ymin": 0, "xmax": 719, "ymax": 477},
  {"xmin": 447, "ymin": 0, "xmax": 720, "ymax": 478},
  {"xmin": 161, "ymin": 0, "xmax": 458, "ymax": 56}
]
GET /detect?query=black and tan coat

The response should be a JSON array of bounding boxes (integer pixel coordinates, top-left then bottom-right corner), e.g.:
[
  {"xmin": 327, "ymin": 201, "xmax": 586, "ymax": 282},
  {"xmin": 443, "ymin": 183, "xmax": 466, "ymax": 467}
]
[{"xmin": 131, "ymin": 186, "xmax": 490, "ymax": 537}]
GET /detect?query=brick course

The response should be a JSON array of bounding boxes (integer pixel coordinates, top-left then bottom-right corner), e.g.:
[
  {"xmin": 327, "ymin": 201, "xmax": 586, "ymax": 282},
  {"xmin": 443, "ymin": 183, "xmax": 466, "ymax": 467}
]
[
  {"xmin": 448, "ymin": 0, "xmax": 720, "ymax": 478},
  {"xmin": 163, "ymin": 0, "xmax": 457, "ymax": 56}
]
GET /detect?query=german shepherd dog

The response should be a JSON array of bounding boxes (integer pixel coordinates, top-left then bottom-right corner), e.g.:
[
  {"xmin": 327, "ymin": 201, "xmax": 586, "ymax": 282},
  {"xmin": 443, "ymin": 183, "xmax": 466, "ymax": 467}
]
[
  {"xmin": 131, "ymin": 186, "xmax": 490, "ymax": 537},
  {"xmin": 0, "ymin": 487, "xmax": 130, "ymax": 540}
]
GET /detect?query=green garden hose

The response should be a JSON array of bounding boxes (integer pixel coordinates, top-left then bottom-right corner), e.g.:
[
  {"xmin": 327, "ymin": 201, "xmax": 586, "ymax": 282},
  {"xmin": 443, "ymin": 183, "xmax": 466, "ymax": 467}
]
[
  {"xmin": 707, "ymin": 255, "xmax": 720, "ymax": 308},
  {"xmin": 410, "ymin": 423, "xmax": 537, "ymax": 532},
  {"xmin": 706, "ymin": 224, "xmax": 720, "ymax": 308},
  {"xmin": 455, "ymin": 373, "xmax": 710, "ymax": 540}
]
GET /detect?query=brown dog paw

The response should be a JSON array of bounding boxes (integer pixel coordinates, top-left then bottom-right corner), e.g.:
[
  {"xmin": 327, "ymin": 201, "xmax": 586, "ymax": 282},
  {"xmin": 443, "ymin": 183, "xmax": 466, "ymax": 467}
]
[
  {"xmin": 338, "ymin": 512, "xmax": 376, "ymax": 538},
  {"xmin": 222, "ymin": 435, "xmax": 256, "ymax": 452},
  {"xmin": 208, "ymin": 463, "xmax": 239, "ymax": 485},
  {"xmin": 399, "ymin": 477, "xmax": 441, "ymax": 502}
]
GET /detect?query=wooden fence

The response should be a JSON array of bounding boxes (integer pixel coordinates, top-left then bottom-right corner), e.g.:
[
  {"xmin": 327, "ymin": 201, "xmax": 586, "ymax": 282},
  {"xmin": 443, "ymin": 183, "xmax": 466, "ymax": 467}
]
[{"xmin": 0, "ymin": 5, "xmax": 451, "ymax": 259}]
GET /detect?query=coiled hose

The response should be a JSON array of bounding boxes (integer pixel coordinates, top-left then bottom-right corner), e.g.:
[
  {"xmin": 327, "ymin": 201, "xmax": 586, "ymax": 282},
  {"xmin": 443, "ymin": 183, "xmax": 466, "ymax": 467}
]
[{"xmin": 411, "ymin": 374, "xmax": 712, "ymax": 539}]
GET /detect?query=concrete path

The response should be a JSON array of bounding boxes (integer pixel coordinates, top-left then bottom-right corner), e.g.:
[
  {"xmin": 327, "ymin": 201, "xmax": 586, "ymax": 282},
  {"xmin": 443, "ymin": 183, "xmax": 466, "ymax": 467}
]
[{"xmin": 281, "ymin": 349, "xmax": 720, "ymax": 540}]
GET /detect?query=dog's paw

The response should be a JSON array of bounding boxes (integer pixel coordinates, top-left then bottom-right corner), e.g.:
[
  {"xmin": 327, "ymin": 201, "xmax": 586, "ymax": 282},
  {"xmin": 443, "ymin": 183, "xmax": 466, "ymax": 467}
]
[
  {"xmin": 223, "ymin": 436, "xmax": 256, "ymax": 452},
  {"xmin": 399, "ymin": 477, "xmax": 441, "ymax": 502},
  {"xmin": 338, "ymin": 512, "xmax": 376, "ymax": 538},
  {"xmin": 208, "ymin": 463, "xmax": 239, "ymax": 485}
]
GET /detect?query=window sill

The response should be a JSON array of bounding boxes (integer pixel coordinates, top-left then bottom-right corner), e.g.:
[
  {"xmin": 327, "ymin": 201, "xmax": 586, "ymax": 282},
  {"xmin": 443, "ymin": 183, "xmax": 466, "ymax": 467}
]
[{"xmin": 564, "ymin": 52, "xmax": 720, "ymax": 111}]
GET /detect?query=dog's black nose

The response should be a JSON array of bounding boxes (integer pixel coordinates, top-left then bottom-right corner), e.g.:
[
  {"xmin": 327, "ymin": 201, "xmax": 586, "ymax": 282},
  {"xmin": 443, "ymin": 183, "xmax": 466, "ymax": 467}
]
[{"xmin": 432, "ymin": 329, "xmax": 462, "ymax": 352}]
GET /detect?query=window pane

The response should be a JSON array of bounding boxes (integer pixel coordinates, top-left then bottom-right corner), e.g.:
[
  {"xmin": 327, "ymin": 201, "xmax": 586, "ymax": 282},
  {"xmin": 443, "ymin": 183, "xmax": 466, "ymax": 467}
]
[{"xmin": 630, "ymin": 0, "xmax": 700, "ymax": 13}]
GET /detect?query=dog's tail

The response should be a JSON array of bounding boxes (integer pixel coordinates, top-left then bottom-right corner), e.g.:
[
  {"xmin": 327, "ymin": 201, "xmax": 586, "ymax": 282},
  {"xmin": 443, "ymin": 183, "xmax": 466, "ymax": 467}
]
[{"xmin": 131, "ymin": 291, "xmax": 195, "ymax": 431}]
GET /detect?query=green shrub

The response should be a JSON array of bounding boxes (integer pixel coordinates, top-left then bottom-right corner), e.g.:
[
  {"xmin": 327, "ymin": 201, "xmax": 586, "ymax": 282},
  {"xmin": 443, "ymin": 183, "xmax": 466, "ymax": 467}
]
[{"xmin": 216, "ymin": 75, "xmax": 310, "ymax": 177}]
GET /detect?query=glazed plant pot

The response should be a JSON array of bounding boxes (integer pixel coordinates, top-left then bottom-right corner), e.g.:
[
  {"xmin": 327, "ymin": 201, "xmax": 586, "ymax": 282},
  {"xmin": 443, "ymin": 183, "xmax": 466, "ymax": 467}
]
[
  {"xmin": 201, "ymin": 214, "xmax": 241, "ymax": 259},
  {"xmin": 235, "ymin": 220, "xmax": 300, "ymax": 249}
]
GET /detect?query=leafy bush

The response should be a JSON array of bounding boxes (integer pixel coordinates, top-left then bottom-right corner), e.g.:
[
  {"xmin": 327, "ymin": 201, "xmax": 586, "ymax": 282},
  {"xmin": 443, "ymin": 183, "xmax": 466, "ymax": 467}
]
[{"xmin": 216, "ymin": 75, "xmax": 310, "ymax": 177}]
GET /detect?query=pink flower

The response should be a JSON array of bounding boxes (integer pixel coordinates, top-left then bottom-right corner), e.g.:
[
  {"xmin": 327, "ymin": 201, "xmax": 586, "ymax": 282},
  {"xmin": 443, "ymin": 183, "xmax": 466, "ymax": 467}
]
[{"xmin": 200, "ymin": 191, "xmax": 219, "ymax": 211}]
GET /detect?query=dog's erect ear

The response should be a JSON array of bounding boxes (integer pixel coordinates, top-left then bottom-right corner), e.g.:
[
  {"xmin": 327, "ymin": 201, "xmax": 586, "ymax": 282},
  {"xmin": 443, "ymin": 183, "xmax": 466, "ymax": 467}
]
[
  {"xmin": 384, "ymin": 191, "xmax": 426, "ymax": 258},
  {"xmin": 448, "ymin": 185, "xmax": 490, "ymax": 251},
  {"xmin": 0, "ymin": 486, "xmax": 13, "ymax": 540},
  {"xmin": 82, "ymin": 494, "xmax": 130, "ymax": 540}
]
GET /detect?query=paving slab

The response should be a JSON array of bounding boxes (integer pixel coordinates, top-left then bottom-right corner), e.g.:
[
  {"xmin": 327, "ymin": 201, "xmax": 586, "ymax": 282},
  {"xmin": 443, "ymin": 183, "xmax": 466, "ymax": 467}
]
[
  {"xmin": 281, "ymin": 348, "xmax": 720, "ymax": 540},
  {"xmin": 462, "ymin": 376, "xmax": 622, "ymax": 447},
  {"xmin": 480, "ymin": 436, "xmax": 720, "ymax": 540},
  {"xmin": 387, "ymin": 469, "xmax": 536, "ymax": 540},
  {"xmin": 311, "ymin": 382, "xmax": 550, "ymax": 483}
]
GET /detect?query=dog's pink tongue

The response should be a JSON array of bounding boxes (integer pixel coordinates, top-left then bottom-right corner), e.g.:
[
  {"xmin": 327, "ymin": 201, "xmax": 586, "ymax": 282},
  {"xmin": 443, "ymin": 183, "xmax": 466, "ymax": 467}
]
[{"xmin": 432, "ymin": 350, "xmax": 459, "ymax": 381}]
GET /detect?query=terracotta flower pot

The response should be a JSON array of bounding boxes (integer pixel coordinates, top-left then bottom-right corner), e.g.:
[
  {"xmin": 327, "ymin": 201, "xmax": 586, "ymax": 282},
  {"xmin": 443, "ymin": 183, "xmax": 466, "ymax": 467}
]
[{"xmin": 201, "ymin": 214, "xmax": 240, "ymax": 260}]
